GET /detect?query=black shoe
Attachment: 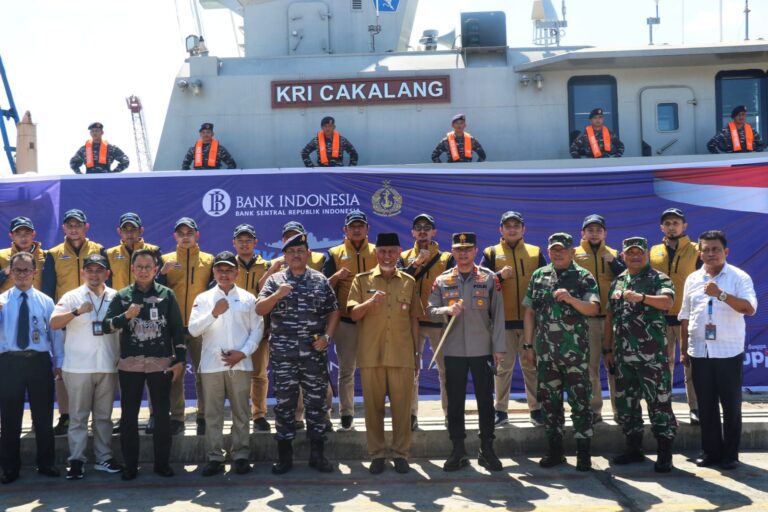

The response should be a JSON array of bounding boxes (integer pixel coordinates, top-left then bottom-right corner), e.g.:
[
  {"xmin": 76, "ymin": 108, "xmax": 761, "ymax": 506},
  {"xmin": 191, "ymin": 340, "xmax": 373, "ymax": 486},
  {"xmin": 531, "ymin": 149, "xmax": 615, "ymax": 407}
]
[
  {"xmin": 393, "ymin": 458, "xmax": 410, "ymax": 474},
  {"xmin": 1, "ymin": 471, "xmax": 19, "ymax": 484},
  {"xmin": 411, "ymin": 414, "xmax": 419, "ymax": 431},
  {"xmin": 720, "ymin": 460, "xmax": 739, "ymax": 470},
  {"xmin": 612, "ymin": 433, "xmax": 645, "ymax": 465},
  {"xmin": 153, "ymin": 465, "xmax": 175, "ymax": 477},
  {"xmin": 494, "ymin": 411, "xmax": 508, "ymax": 426},
  {"xmin": 66, "ymin": 461, "xmax": 84, "ymax": 480},
  {"xmin": 121, "ymin": 467, "xmax": 138, "ymax": 481},
  {"xmin": 369, "ymin": 458, "xmax": 386, "ymax": 475},
  {"xmin": 695, "ymin": 454, "xmax": 721, "ymax": 467},
  {"xmin": 294, "ymin": 420, "xmax": 306, "ymax": 431},
  {"xmin": 339, "ymin": 415, "xmax": 353, "ymax": 431},
  {"xmin": 309, "ymin": 438, "xmax": 334, "ymax": 473},
  {"xmin": 654, "ymin": 437, "xmax": 673, "ymax": 473},
  {"xmin": 201, "ymin": 461, "xmax": 224, "ymax": 477},
  {"xmin": 540, "ymin": 436, "xmax": 566, "ymax": 468},
  {"xmin": 690, "ymin": 409, "xmax": 700, "ymax": 426},
  {"xmin": 443, "ymin": 440, "xmax": 470, "ymax": 472},
  {"xmin": 253, "ymin": 417, "xmax": 271, "ymax": 432},
  {"xmin": 94, "ymin": 458, "xmax": 124, "ymax": 474},
  {"xmin": 271, "ymin": 440, "xmax": 294, "ymax": 475},
  {"xmin": 37, "ymin": 465, "xmax": 61, "ymax": 477},
  {"xmin": 234, "ymin": 459, "xmax": 251, "ymax": 475},
  {"xmin": 196, "ymin": 418, "xmax": 206, "ymax": 436},
  {"xmin": 53, "ymin": 415, "xmax": 70, "ymax": 436},
  {"xmin": 169, "ymin": 420, "xmax": 185, "ymax": 436},
  {"xmin": 478, "ymin": 439, "xmax": 503, "ymax": 471},
  {"xmin": 145, "ymin": 416, "xmax": 155, "ymax": 435},
  {"xmin": 529, "ymin": 409, "xmax": 544, "ymax": 426},
  {"xmin": 576, "ymin": 439, "xmax": 592, "ymax": 472}
]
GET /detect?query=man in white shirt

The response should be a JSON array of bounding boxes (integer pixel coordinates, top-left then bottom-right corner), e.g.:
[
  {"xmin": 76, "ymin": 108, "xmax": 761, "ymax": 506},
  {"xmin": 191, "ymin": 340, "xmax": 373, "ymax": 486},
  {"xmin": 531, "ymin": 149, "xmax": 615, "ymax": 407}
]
[
  {"xmin": 50, "ymin": 254, "xmax": 123, "ymax": 480},
  {"xmin": 679, "ymin": 230, "xmax": 757, "ymax": 470},
  {"xmin": 188, "ymin": 251, "xmax": 264, "ymax": 477}
]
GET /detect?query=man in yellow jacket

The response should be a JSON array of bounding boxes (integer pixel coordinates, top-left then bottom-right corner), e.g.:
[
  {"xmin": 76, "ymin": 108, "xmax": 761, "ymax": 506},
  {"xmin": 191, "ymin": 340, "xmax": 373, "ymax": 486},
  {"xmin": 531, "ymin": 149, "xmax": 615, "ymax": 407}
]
[
  {"xmin": 43, "ymin": 209, "xmax": 107, "ymax": 435},
  {"xmin": 105, "ymin": 212, "xmax": 161, "ymax": 290},
  {"xmin": 650, "ymin": 208, "xmax": 700, "ymax": 424},
  {"xmin": 159, "ymin": 217, "xmax": 215, "ymax": 435},
  {"xmin": 574, "ymin": 214, "xmax": 625, "ymax": 423},
  {"xmin": 0, "ymin": 217, "xmax": 46, "ymax": 293}
]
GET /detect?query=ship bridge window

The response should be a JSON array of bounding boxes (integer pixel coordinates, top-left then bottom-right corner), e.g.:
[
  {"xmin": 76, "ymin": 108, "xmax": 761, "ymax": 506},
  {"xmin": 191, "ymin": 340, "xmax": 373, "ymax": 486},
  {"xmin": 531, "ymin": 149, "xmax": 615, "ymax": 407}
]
[
  {"xmin": 657, "ymin": 103, "xmax": 679, "ymax": 132},
  {"xmin": 567, "ymin": 75, "xmax": 618, "ymax": 145},
  {"xmin": 715, "ymin": 70, "xmax": 767, "ymax": 137}
]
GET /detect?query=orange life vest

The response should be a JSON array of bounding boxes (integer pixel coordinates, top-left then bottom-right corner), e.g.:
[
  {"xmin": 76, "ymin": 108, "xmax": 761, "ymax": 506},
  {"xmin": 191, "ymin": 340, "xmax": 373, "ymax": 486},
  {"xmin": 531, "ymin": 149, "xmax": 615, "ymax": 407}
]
[
  {"xmin": 318, "ymin": 131, "xmax": 340, "ymax": 165},
  {"xmin": 447, "ymin": 132, "xmax": 473, "ymax": 161},
  {"xmin": 85, "ymin": 140, "xmax": 108, "ymax": 168},
  {"xmin": 586, "ymin": 125, "xmax": 611, "ymax": 158},
  {"xmin": 194, "ymin": 139, "xmax": 219, "ymax": 168},
  {"xmin": 729, "ymin": 121, "xmax": 754, "ymax": 152}
]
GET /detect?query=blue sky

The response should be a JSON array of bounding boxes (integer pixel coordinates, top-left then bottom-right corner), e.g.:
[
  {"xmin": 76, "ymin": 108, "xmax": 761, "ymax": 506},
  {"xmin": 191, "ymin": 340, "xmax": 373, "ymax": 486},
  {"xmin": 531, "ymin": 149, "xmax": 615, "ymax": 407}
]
[{"xmin": 1, "ymin": 0, "xmax": 765, "ymax": 175}]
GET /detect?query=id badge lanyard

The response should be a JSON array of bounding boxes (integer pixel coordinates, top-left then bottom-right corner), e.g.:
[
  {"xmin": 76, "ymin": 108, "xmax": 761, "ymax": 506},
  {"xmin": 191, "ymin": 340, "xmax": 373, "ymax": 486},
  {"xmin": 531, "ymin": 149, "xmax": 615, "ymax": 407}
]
[{"xmin": 89, "ymin": 292, "xmax": 107, "ymax": 336}]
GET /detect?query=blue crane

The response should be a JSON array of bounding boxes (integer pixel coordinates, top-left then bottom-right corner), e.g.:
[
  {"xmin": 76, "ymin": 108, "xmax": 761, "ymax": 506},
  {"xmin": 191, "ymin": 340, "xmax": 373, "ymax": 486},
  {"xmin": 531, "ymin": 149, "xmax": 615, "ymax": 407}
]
[{"xmin": 0, "ymin": 55, "xmax": 20, "ymax": 174}]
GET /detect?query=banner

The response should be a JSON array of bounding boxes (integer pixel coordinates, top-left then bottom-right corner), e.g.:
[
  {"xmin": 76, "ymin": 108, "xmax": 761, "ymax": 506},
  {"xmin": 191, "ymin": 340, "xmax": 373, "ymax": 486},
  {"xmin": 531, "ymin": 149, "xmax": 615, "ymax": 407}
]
[{"xmin": 2, "ymin": 158, "xmax": 766, "ymax": 400}]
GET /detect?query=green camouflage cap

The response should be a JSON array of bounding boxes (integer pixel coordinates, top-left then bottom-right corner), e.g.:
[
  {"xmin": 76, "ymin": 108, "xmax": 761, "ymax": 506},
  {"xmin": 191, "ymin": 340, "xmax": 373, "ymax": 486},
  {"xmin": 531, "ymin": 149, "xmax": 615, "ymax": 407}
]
[
  {"xmin": 622, "ymin": 236, "xmax": 648, "ymax": 252},
  {"xmin": 547, "ymin": 232, "xmax": 573, "ymax": 249}
]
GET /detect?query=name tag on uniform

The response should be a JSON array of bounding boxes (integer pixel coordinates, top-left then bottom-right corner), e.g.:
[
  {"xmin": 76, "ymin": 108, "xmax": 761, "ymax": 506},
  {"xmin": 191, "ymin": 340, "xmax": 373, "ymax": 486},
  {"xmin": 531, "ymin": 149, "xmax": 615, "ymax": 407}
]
[
  {"xmin": 92, "ymin": 321, "xmax": 104, "ymax": 336},
  {"xmin": 705, "ymin": 323, "xmax": 717, "ymax": 341},
  {"xmin": 150, "ymin": 307, "xmax": 159, "ymax": 321},
  {"xmin": 32, "ymin": 330, "xmax": 41, "ymax": 344}
]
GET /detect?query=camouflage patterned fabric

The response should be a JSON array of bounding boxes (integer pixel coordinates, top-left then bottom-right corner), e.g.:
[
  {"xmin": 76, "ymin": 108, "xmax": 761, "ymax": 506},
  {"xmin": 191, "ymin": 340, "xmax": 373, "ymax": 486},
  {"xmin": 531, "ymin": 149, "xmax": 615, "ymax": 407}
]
[
  {"xmin": 523, "ymin": 261, "xmax": 599, "ymax": 439},
  {"xmin": 608, "ymin": 264, "xmax": 678, "ymax": 439},
  {"xmin": 259, "ymin": 268, "xmax": 338, "ymax": 441}
]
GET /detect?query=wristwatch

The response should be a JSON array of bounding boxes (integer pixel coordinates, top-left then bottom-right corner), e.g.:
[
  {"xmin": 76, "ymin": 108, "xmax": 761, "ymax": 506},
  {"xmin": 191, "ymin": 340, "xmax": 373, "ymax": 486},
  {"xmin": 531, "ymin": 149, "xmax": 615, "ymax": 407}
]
[
  {"xmin": 718, "ymin": 291, "xmax": 728, "ymax": 302},
  {"xmin": 522, "ymin": 344, "xmax": 533, "ymax": 350},
  {"xmin": 71, "ymin": 307, "xmax": 80, "ymax": 317},
  {"xmin": 414, "ymin": 351, "xmax": 421, "ymax": 357}
]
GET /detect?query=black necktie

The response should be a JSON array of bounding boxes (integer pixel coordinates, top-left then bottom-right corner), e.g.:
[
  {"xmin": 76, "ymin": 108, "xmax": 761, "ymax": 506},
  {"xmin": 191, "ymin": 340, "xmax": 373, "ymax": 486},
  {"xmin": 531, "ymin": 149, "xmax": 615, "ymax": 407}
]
[{"xmin": 17, "ymin": 291, "xmax": 30, "ymax": 350}]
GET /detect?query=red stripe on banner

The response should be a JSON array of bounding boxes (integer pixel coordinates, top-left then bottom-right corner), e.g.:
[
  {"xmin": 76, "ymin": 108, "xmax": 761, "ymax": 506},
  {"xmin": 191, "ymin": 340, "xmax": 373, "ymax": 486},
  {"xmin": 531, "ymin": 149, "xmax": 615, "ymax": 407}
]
[{"xmin": 654, "ymin": 164, "xmax": 768, "ymax": 188}]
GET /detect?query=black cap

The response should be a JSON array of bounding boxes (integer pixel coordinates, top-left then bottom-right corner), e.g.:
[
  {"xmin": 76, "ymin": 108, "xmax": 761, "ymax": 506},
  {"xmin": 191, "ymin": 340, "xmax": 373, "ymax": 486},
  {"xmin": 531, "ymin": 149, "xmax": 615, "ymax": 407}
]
[
  {"xmin": 88, "ymin": 122, "xmax": 103, "ymax": 130},
  {"xmin": 119, "ymin": 212, "xmax": 142, "ymax": 228},
  {"xmin": 500, "ymin": 211, "xmax": 524, "ymax": 225},
  {"xmin": 375, "ymin": 233, "xmax": 400, "ymax": 247},
  {"xmin": 451, "ymin": 113, "xmax": 465, "ymax": 124},
  {"xmin": 548, "ymin": 232, "xmax": 574, "ymax": 249},
  {"xmin": 213, "ymin": 250, "xmax": 237, "ymax": 267},
  {"xmin": 174, "ymin": 217, "xmax": 198, "ymax": 231},
  {"xmin": 321, "ymin": 116, "xmax": 335, "ymax": 126},
  {"xmin": 62, "ymin": 209, "xmax": 87, "ymax": 224},
  {"xmin": 344, "ymin": 210, "xmax": 368, "ymax": 226},
  {"xmin": 412, "ymin": 213, "xmax": 435, "ymax": 228},
  {"xmin": 452, "ymin": 232, "xmax": 476, "ymax": 248},
  {"xmin": 83, "ymin": 253, "xmax": 109, "ymax": 269},
  {"xmin": 199, "ymin": 122, "xmax": 214, "ymax": 132},
  {"xmin": 282, "ymin": 221, "xmax": 306, "ymax": 235},
  {"xmin": 589, "ymin": 108, "xmax": 604, "ymax": 119},
  {"xmin": 232, "ymin": 223, "xmax": 256, "ymax": 238},
  {"xmin": 660, "ymin": 208, "xmax": 685, "ymax": 222},
  {"xmin": 731, "ymin": 105, "xmax": 747, "ymax": 118},
  {"xmin": 282, "ymin": 233, "xmax": 309, "ymax": 252},
  {"xmin": 582, "ymin": 214, "xmax": 606, "ymax": 230},
  {"xmin": 9, "ymin": 216, "xmax": 34, "ymax": 232}
]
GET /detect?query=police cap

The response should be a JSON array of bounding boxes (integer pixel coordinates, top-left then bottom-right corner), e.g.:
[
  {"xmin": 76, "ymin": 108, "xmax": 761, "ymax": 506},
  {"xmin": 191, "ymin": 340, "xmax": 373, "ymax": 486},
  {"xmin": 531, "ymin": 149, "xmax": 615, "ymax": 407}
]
[
  {"xmin": 452, "ymin": 232, "xmax": 476, "ymax": 248},
  {"xmin": 282, "ymin": 233, "xmax": 309, "ymax": 252}
]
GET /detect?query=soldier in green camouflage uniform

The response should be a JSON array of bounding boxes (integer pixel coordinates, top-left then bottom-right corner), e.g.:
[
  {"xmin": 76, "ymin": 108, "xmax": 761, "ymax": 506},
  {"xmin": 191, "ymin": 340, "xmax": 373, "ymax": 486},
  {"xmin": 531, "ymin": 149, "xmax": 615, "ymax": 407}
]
[
  {"xmin": 523, "ymin": 233, "xmax": 600, "ymax": 471},
  {"xmin": 604, "ymin": 236, "xmax": 678, "ymax": 473}
]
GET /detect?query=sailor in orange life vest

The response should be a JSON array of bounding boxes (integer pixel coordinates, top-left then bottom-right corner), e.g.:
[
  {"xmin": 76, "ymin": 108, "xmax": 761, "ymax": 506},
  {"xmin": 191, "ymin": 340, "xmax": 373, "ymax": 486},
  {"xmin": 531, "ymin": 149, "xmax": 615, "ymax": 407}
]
[
  {"xmin": 706, "ymin": 105, "xmax": 765, "ymax": 154},
  {"xmin": 301, "ymin": 116, "xmax": 359, "ymax": 167},
  {"xmin": 569, "ymin": 108, "xmax": 625, "ymax": 159},
  {"xmin": 182, "ymin": 123, "xmax": 238, "ymax": 170},
  {"xmin": 69, "ymin": 122, "xmax": 130, "ymax": 174},
  {"xmin": 431, "ymin": 114, "xmax": 487, "ymax": 163}
]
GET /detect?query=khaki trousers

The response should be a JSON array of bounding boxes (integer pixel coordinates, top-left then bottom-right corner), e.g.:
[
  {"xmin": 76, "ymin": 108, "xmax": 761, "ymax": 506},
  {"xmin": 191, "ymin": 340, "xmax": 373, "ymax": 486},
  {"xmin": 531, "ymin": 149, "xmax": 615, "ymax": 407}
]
[
  {"xmin": 494, "ymin": 328, "xmax": 539, "ymax": 412},
  {"xmin": 169, "ymin": 335, "xmax": 204, "ymax": 422},
  {"xmin": 588, "ymin": 317, "xmax": 617, "ymax": 415},
  {"xmin": 62, "ymin": 372, "xmax": 117, "ymax": 463},
  {"xmin": 360, "ymin": 366, "xmax": 413, "ymax": 459},
  {"xmin": 413, "ymin": 325, "xmax": 447, "ymax": 416},
  {"xmin": 250, "ymin": 336, "xmax": 270, "ymax": 420},
  {"xmin": 334, "ymin": 321, "xmax": 359, "ymax": 417},
  {"xmin": 202, "ymin": 370, "xmax": 252, "ymax": 462},
  {"xmin": 666, "ymin": 324, "xmax": 697, "ymax": 410}
]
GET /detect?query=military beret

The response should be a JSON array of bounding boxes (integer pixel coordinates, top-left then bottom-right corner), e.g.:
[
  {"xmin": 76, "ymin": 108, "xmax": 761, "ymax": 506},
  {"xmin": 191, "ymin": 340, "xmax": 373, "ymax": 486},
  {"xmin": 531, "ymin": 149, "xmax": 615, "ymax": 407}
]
[
  {"xmin": 213, "ymin": 250, "xmax": 237, "ymax": 267},
  {"xmin": 9, "ymin": 216, "xmax": 34, "ymax": 232},
  {"xmin": 731, "ymin": 105, "xmax": 747, "ymax": 118},
  {"xmin": 174, "ymin": 217, "xmax": 198, "ymax": 231},
  {"xmin": 451, "ymin": 114, "xmax": 466, "ymax": 124},
  {"xmin": 500, "ymin": 211, "xmax": 524, "ymax": 225},
  {"xmin": 589, "ymin": 108, "xmax": 604, "ymax": 119},
  {"xmin": 282, "ymin": 221, "xmax": 306, "ymax": 235},
  {"xmin": 622, "ymin": 236, "xmax": 648, "ymax": 252},
  {"xmin": 345, "ymin": 210, "xmax": 368, "ymax": 226},
  {"xmin": 547, "ymin": 232, "xmax": 573, "ymax": 249},
  {"xmin": 199, "ymin": 122, "xmax": 214, "ymax": 132},
  {"xmin": 582, "ymin": 214, "xmax": 606, "ymax": 230},
  {"xmin": 119, "ymin": 212, "xmax": 142, "ymax": 228},
  {"xmin": 232, "ymin": 224, "xmax": 256, "ymax": 238},
  {"xmin": 62, "ymin": 208, "xmax": 87, "ymax": 224},
  {"xmin": 88, "ymin": 122, "xmax": 104, "ymax": 130},
  {"xmin": 375, "ymin": 233, "xmax": 400, "ymax": 247},
  {"xmin": 452, "ymin": 232, "xmax": 476, "ymax": 248},
  {"xmin": 83, "ymin": 253, "xmax": 109, "ymax": 269},
  {"xmin": 660, "ymin": 208, "xmax": 685, "ymax": 222},
  {"xmin": 320, "ymin": 116, "xmax": 335, "ymax": 126},
  {"xmin": 282, "ymin": 233, "xmax": 308, "ymax": 252},
  {"xmin": 412, "ymin": 213, "xmax": 435, "ymax": 228}
]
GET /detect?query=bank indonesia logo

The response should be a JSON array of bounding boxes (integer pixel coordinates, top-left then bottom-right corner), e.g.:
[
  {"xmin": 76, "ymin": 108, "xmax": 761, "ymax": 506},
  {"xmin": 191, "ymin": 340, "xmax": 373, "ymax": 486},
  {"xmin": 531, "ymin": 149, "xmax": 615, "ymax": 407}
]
[
  {"xmin": 374, "ymin": 0, "xmax": 399, "ymax": 12},
  {"xmin": 203, "ymin": 188, "xmax": 231, "ymax": 217},
  {"xmin": 372, "ymin": 180, "xmax": 402, "ymax": 217}
]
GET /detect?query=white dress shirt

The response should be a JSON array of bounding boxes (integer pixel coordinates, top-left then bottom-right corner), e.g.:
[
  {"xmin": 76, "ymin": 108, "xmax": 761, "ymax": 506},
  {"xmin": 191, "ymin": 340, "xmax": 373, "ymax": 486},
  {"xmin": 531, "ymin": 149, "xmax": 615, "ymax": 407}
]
[
  {"xmin": 678, "ymin": 263, "xmax": 758, "ymax": 358},
  {"xmin": 188, "ymin": 284, "xmax": 263, "ymax": 373}
]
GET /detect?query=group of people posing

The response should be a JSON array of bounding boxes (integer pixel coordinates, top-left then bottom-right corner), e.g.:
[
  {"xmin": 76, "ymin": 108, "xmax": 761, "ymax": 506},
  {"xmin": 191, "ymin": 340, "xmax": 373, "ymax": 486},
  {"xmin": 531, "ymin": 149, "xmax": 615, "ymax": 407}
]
[
  {"xmin": 68, "ymin": 104, "xmax": 765, "ymax": 174},
  {"xmin": 0, "ymin": 205, "xmax": 757, "ymax": 485}
]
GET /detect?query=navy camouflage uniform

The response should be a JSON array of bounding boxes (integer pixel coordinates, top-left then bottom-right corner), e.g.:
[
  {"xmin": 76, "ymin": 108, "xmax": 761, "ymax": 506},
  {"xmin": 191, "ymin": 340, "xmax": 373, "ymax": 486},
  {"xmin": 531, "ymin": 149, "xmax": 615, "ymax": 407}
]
[
  {"xmin": 301, "ymin": 134, "xmax": 358, "ymax": 167},
  {"xmin": 524, "ymin": 261, "xmax": 599, "ymax": 439},
  {"xmin": 706, "ymin": 125, "xmax": 765, "ymax": 153},
  {"xmin": 181, "ymin": 143, "xmax": 237, "ymax": 170},
  {"xmin": 69, "ymin": 143, "xmax": 129, "ymax": 174},
  {"xmin": 259, "ymin": 268, "xmax": 338, "ymax": 440}
]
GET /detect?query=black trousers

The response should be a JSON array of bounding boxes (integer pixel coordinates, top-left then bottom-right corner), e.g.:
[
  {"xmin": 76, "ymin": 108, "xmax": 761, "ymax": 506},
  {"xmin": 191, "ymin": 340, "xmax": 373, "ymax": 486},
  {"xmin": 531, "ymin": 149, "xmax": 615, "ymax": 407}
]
[
  {"xmin": 0, "ymin": 352, "xmax": 55, "ymax": 474},
  {"xmin": 690, "ymin": 353, "xmax": 743, "ymax": 462},
  {"xmin": 119, "ymin": 370, "xmax": 172, "ymax": 469},
  {"xmin": 445, "ymin": 355, "xmax": 495, "ymax": 441}
]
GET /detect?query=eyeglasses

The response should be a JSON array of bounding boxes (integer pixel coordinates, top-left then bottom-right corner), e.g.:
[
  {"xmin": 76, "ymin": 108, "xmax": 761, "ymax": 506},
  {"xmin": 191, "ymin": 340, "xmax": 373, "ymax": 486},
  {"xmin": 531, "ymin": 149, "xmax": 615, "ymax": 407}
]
[
  {"xmin": 413, "ymin": 225, "xmax": 434, "ymax": 232},
  {"xmin": 11, "ymin": 268, "xmax": 33, "ymax": 275},
  {"xmin": 133, "ymin": 265, "xmax": 155, "ymax": 272}
]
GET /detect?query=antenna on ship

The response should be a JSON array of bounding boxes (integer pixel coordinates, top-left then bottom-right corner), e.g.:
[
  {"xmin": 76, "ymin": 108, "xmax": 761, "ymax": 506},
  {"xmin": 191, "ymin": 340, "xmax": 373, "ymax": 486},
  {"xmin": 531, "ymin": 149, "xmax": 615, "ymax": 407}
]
[
  {"xmin": 647, "ymin": 0, "xmax": 661, "ymax": 45},
  {"xmin": 369, "ymin": 0, "xmax": 382, "ymax": 52},
  {"xmin": 531, "ymin": 0, "xmax": 567, "ymax": 49},
  {"xmin": 744, "ymin": 0, "xmax": 751, "ymax": 40}
]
